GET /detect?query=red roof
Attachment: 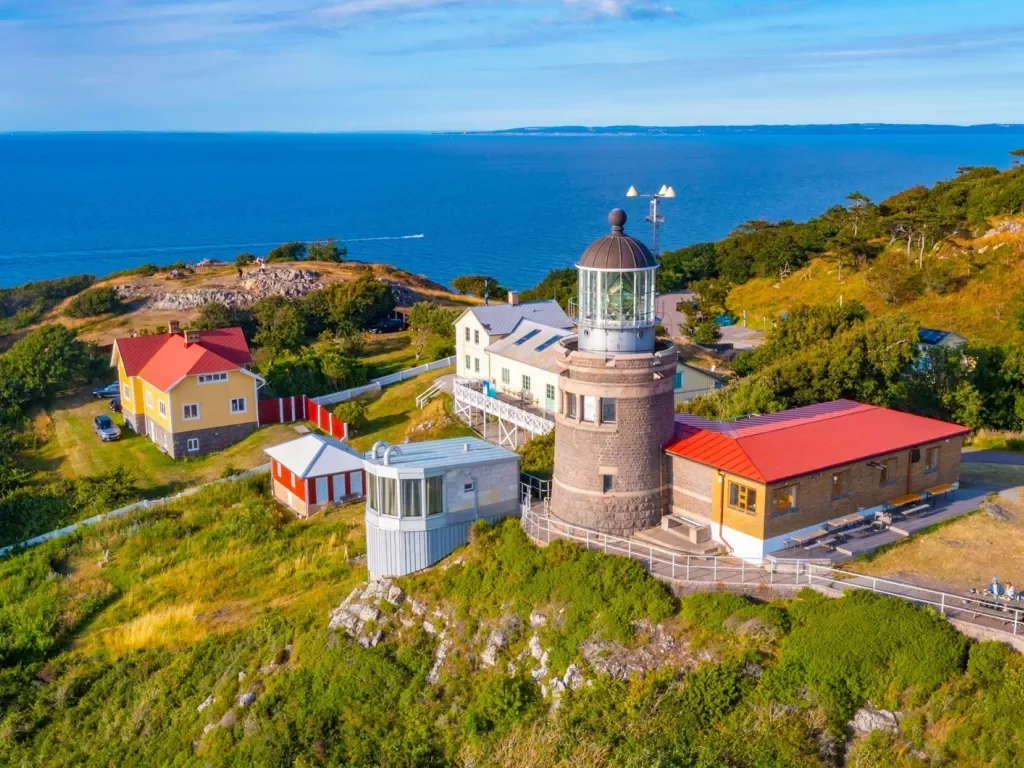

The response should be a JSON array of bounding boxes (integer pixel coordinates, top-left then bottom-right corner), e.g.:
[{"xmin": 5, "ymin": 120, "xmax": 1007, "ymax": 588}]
[
  {"xmin": 666, "ymin": 400, "xmax": 970, "ymax": 484},
  {"xmin": 113, "ymin": 328, "xmax": 252, "ymax": 392}
]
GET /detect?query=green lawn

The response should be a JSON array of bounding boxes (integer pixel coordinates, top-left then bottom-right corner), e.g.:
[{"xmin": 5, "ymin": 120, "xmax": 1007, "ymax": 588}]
[
  {"xmin": 32, "ymin": 392, "xmax": 298, "ymax": 499},
  {"xmin": 361, "ymin": 330, "xmax": 422, "ymax": 378}
]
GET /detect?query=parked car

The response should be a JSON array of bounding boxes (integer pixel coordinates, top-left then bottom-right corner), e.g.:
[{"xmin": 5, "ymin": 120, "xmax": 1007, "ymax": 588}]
[
  {"xmin": 109, "ymin": 398, "xmax": 122, "ymax": 413},
  {"xmin": 93, "ymin": 382, "xmax": 120, "ymax": 399},
  {"xmin": 371, "ymin": 317, "xmax": 405, "ymax": 334},
  {"xmin": 93, "ymin": 414, "xmax": 121, "ymax": 442}
]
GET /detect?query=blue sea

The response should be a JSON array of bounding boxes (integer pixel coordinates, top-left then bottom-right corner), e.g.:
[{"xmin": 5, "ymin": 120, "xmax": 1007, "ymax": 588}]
[{"xmin": 2, "ymin": 131, "xmax": 1024, "ymax": 290}]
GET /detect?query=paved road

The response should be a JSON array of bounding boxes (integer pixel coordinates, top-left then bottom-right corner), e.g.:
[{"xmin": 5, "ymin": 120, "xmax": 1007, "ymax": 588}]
[{"xmin": 962, "ymin": 450, "xmax": 1024, "ymax": 465}]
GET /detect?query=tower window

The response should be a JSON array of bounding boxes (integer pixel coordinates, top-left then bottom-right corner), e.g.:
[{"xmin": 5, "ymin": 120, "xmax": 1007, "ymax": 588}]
[
  {"xmin": 602, "ymin": 474, "xmax": 614, "ymax": 493},
  {"xmin": 601, "ymin": 398, "xmax": 616, "ymax": 424},
  {"xmin": 582, "ymin": 396, "xmax": 596, "ymax": 422},
  {"xmin": 566, "ymin": 393, "xmax": 577, "ymax": 418}
]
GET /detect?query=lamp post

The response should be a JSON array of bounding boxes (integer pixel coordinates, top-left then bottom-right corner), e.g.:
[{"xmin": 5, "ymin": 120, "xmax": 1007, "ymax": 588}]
[{"xmin": 626, "ymin": 184, "xmax": 675, "ymax": 257}]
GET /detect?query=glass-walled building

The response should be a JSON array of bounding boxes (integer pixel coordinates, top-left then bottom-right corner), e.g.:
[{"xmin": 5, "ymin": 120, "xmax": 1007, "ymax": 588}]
[{"xmin": 363, "ymin": 437, "xmax": 520, "ymax": 577}]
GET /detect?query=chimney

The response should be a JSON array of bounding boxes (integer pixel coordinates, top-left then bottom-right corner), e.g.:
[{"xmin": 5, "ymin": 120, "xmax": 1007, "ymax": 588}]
[
  {"xmin": 184, "ymin": 329, "xmax": 201, "ymax": 346},
  {"xmin": 507, "ymin": 291, "xmax": 520, "ymax": 306},
  {"xmin": 169, "ymin": 320, "xmax": 180, "ymax": 335}
]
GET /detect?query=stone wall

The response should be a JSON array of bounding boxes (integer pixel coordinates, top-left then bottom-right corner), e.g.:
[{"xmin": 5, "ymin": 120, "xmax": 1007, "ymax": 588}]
[{"xmin": 669, "ymin": 455, "xmax": 715, "ymax": 520}]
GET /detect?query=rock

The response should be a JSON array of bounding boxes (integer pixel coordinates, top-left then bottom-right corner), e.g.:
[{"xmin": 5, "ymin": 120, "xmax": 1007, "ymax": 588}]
[
  {"xmin": 237, "ymin": 671, "xmax": 247, "ymax": 682},
  {"xmin": 481, "ymin": 630, "xmax": 508, "ymax": 668},
  {"xmin": 219, "ymin": 709, "xmax": 239, "ymax": 728},
  {"xmin": 386, "ymin": 585, "xmax": 405, "ymax": 606},
  {"xmin": 985, "ymin": 221, "xmax": 1024, "ymax": 237},
  {"xmin": 358, "ymin": 630, "xmax": 384, "ymax": 648},
  {"xmin": 550, "ymin": 678, "xmax": 567, "ymax": 693},
  {"xmin": 850, "ymin": 705, "xmax": 902, "ymax": 736},
  {"xmin": 400, "ymin": 617, "xmax": 415, "ymax": 628},
  {"xmin": 364, "ymin": 578, "xmax": 392, "ymax": 601},
  {"xmin": 342, "ymin": 586, "xmax": 363, "ymax": 605},
  {"xmin": 426, "ymin": 659, "xmax": 444, "ymax": 685},
  {"xmin": 982, "ymin": 501, "xmax": 1013, "ymax": 521},
  {"xmin": 563, "ymin": 664, "xmax": 583, "ymax": 690},
  {"xmin": 410, "ymin": 599, "xmax": 427, "ymax": 616},
  {"xmin": 202, "ymin": 722, "xmax": 217, "ymax": 736},
  {"xmin": 329, "ymin": 609, "xmax": 360, "ymax": 634},
  {"xmin": 423, "ymin": 620, "xmax": 437, "ymax": 635},
  {"xmin": 242, "ymin": 268, "xmax": 323, "ymax": 299},
  {"xmin": 356, "ymin": 604, "xmax": 381, "ymax": 623},
  {"xmin": 237, "ymin": 691, "xmax": 257, "ymax": 708},
  {"xmin": 529, "ymin": 634, "xmax": 544, "ymax": 661},
  {"xmin": 435, "ymin": 637, "xmax": 452, "ymax": 662},
  {"xmin": 151, "ymin": 288, "xmax": 254, "ymax": 311},
  {"xmin": 197, "ymin": 694, "xmax": 215, "ymax": 713},
  {"xmin": 529, "ymin": 610, "xmax": 547, "ymax": 628},
  {"xmin": 385, "ymin": 280, "xmax": 427, "ymax": 307}
]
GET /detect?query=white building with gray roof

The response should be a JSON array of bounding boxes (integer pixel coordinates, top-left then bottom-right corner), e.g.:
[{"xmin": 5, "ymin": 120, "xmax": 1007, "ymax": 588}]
[
  {"xmin": 486, "ymin": 319, "xmax": 574, "ymax": 413},
  {"xmin": 363, "ymin": 437, "xmax": 520, "ymax": 577}
]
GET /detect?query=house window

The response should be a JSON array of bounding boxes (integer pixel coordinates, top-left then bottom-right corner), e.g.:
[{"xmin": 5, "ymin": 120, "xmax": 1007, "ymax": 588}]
[
  {"xmin": 879, "ymin": 457, "xmax": 898, "ymax": 486},
  {"xmin": 925, "ymin": 446, "xmax": 940, "ymax": 473},
  {"xmin": 198, "ymin": 373, "xmax": 228, "ymax": 384},
  {"xmin": 501, "ymin": 368, "xmax": 510, "ymax": 385},
  {"xmin": 379, "ymin": 477, "xmax": 398, "ymax": 517},
  {"xmin": 426, "ymin": 475, "xmax": 444, "ymax": 515},
  {"xmin": 230, "ymin": 397, "xmax": 247, "ymax": 414},
  {"xmin": 771, "ymin": 484, "xmax": 798, "ymax": 516},
  {"xmin": 465, "ymin": 355, "xmax": 471, "ymax": 370},
  {"xmin": 602, "ymin": 474, "xmax": 614, "ymax": 493},
  {"xmin": 601, "ymin": 398, "xmax": 617, "ymax": 424},
  {"xmin": 186, "ymin": 438, "xmax": 200, "ymax": 452},
  {"xmin": 182, "ymin": 403, "xmax": 200, "ymax": 420},
  {"xmin": 463, "ymin": 482, "xmax": 475, "ymax": 493},
  {"xmin": 728, "ymin": 482, "xmax": 757, "ymax": 514},
  {"xmin": 522, "ymin": 374, "xmax": 531, "ymax": 392},
  {"xmin": 545, "ymin": 384, "xmax": 555, "ymax": 402},
  {"xmin": 158, "ymin": 400, "xmax": 167, "ymax": 418},
  {"xmin": 122, "ymin": 383, "xmax": 131, "ymax": 401},
  {"xmin": 474, "ymin": 358, "xmax": 480, "ymax": 373},
  {"xmin": 567, "ymin": 393, "xmax": 577, "ymax": 418},
  {"xmin": 276, "ymin": 463, "xmax": 283, "ymax": 479},
  {"xmin": 582, "ymin": 395, "xmax": 596, "ymax": 423},
  {"xmin": 831, "ymin": 470, "xmax": 850, "ymax": 500},
  {"xmin": 145, "ymin": 391, "xmax": 153, "ymax": 408},
  {"xmin": 473, "ymin": 329, "xmax": 479, "ymax": 345},
  {"xmin": 465, "ymin": 327, "xmax": 470, "ymax": 342},
  {"xmin": 401, "ymin": 478, "xmax": 423, "ymax": 518},
  {"xmin": 367, "ymin": 471, "xmax": 378, "ymax": 511}
]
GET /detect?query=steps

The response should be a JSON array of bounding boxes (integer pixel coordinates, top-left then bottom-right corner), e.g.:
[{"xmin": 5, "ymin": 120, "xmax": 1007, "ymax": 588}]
[{"xmin": 634, "ymin": 517, "xmax": 721, "ymax": 556}]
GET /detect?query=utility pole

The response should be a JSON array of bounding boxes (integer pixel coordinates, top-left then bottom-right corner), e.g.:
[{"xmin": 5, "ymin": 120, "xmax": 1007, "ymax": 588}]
[{"xmin": 626, "ymin": 184, "xmax": 676, "ymax": 257}]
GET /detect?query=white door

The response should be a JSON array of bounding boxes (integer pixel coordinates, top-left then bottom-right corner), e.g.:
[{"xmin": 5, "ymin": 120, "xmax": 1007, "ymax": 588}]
[
  {"xmin": 350, "ymin": 472, "xmax": 363, "ymax": 497},
  {"xmin": 333, "ymin": 474, "xmax": 345, "ymax": 502},
  {"xmin": 315, "ymin": 477, "xmax": 329, "ymax": 506}
]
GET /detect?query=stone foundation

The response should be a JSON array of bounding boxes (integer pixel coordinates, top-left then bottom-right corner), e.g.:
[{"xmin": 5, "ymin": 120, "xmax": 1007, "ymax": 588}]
[
  {"xmin": 123, "ymin": 410, "xmax": 147, "ymax": 434},
  {"xmin": 148, "ymin": 420, "xmax": 257, "ymax": 459}
]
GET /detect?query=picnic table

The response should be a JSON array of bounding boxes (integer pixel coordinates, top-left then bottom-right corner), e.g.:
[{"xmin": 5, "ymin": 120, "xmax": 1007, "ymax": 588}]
[
  {"xmin": 886, "ymin": 493, "xmax": 922, "ymax": 508},
  {"xmin": 826, "ymin": 513, "xmax": 865, "ymax": 531},
  {"xmin": 787, "ymin": 527, "xmax": 828, "ymax": 547},
  {"xmin": 924, "ymin": 483, "xmax": 956, "ymax": 505}
]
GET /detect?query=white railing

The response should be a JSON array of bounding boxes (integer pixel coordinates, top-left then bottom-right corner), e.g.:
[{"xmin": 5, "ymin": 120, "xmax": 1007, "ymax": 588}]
[
  {"xmin": 416, "ymin": 380, "xmax": 445, "ymax": 409},
  {"xmin": 0, "ymin": 464, "xmax": 272, "ymax": 558},
  {"xmin": 520, "ymin": 505, "xmax": 1023, "ymax": 637},
  {"xmin": 314, "ymin": 356, "xmax": 455, "ymax": 406},
  {"xmin": 453, "ymin": 382, "xmax": 555, "ymax": 438}
]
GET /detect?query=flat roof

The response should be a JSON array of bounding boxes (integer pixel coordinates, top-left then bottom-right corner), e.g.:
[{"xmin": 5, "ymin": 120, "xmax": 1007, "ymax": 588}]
[
  {"xmin": 364, "ymin": 437, "xmax": 518, "ymax": 471},
  {"xmin": 667, "ymin": 399, "xmax": 970, "ymax": 484}
]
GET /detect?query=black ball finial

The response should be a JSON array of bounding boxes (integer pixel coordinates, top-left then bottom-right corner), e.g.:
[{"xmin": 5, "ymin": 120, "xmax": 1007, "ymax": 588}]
[{"xmin": 608, "ymin": 208, "xmax": 627, "ymax": 232}]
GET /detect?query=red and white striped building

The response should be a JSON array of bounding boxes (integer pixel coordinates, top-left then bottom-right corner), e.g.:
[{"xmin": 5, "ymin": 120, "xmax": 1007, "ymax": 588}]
[{"xmin": 264, "ymin": 433, "xmax": 365, "ymax": 518}]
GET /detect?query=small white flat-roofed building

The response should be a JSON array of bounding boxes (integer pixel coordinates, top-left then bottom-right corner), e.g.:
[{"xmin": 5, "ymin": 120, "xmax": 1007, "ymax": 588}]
[
  {"xmin": 265, "ymin": 433, "xmax": 366, "ymax": 518},
  {"xmin": 363, "ymin": 437, "xmax": 521, "ymax": 577},
  {"xmin": 486, "ymin": 319, "xmax": 574, "ymax": 413}
]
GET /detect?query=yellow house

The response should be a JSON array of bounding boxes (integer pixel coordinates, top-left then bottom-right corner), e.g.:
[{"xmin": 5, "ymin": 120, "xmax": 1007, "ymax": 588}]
[{"xmin": 110, "ymin": 325, "xmax": 264, "ymax": 458}]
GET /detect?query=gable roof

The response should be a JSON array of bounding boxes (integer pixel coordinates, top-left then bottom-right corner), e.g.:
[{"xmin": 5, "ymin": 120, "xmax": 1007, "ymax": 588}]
[
  {"xmin": 461, "ymin": 300, "xmax": 573, "ymax": 337},
  {"xmin": 666, "ymin": 399, "xmax": 970, "ymax": 484},
  {"xmin": 112, "ymin": 327, "xmax": 253, "ymax": 392},
  {"xmin": 486, "ymin": 319, "xmax": 574, "ymax": 374},
  {"xmin": 264, "ymin": 433, "xmax": 364, "ymax": 478}
]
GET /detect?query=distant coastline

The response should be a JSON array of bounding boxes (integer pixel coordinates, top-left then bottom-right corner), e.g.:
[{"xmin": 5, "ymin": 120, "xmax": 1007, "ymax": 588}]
[{"xmin": 471, "ymin": 123, "xmax": 1024, "ymax": 137}]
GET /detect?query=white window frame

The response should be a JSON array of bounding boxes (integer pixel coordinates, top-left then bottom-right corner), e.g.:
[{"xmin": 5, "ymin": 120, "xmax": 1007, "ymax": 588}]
[
  {"xmin": 158, "ymin": 400, "xmax": 167, "ymax": 418},
  {"xmin": 145, "ymin": 391, "xmax": 153, "ymax": 408},
  {"xmin": 464, "ymin": 327, "xmax": 470, "ymax": 342},
  {"xmin": 182, "ymin": 403, "xmax": 200, "ymax": 421},
  {"xmin": 501, "ymin": 367, "xmax": 510, "ymax": 384},
  {"xmin": 473, "ymin": 329, "xmax": 479, "ymax": 345},
  {"xmin": 522, "ymin": 374, "xmax": 531, "ymax": 392},
  {"xmin": 230, "ymin": 397, "xmax": 247, "ymax": 414},
  {"xmin": 122, "ymin": 383, "xmax": 131, "ymax": 401},
  {"xmin": 465, "ymin": 354, "xmax": 471, "ymax": 370},
  {"xmin": 197, "ymin": 372, "xmax": 229, "ymax": 384},
  {"xmin": 186, "ymin": 437, "xmax": 200, "ymax": 452},
  {"xmin": 474, "ymin": 357, "xmax": 480, "ymax": 373}
]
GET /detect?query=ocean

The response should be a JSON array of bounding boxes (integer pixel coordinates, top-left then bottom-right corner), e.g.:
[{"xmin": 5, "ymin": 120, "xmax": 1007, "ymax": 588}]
[{"xmin": 2, "ymin": 131, "xmax": 1023, "ymax": 290}]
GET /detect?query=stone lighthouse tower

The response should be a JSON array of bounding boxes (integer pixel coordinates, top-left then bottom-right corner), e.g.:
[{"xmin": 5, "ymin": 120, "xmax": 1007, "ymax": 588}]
[{"xmin": 549, "ymin": 209, "xmax": 679, "ymax": 536}]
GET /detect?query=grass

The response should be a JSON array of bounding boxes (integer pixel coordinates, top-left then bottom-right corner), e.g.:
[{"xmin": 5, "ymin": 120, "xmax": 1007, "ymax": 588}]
[
  {"xmin": 31, "ymin": 391, "xmax": 297, "ymax": 498},
  {"xmin": 361, "ymin": 330, "xmax": 421, "ymax": 377},
  {"xmin": 967, "ymin": 429, "xmax": 1024, "ymax": 453},
  {"xmin": 726, "ymin": 227, "xmax": 1024, "ymax": 347},
  {"xmin": 961, "ymin": 462, "xmax": 1024, "ymax": 491}
]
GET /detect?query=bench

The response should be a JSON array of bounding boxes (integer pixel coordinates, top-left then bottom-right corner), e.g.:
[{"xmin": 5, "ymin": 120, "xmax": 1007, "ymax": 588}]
[{"xmin": 901, "ymin": 504, "xmax": 931, "ymax": 517}]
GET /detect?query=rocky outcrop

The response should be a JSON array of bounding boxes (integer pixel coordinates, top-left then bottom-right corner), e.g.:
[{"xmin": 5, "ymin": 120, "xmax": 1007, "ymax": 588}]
[
  {"xmin": 849, "ymin": 705, "xmax": 902, "ymax": 736},
  {"xmin": 384, "ymin": 280, "xmax": 426, "ymax": 307},
  {"xmin": 151, "ymin": 288, "xmax": 254, "ymax": 310},
  {"xmin": 985, "ymin": 220, "xmax": 1024, "ymax": 237},
  {"xmin": 242, "ymin": 268, "xmax": 323, "ymax": 299},
  {"xmin": 147, "ymin": 268, "xmax": 324, "ymax": 311}
]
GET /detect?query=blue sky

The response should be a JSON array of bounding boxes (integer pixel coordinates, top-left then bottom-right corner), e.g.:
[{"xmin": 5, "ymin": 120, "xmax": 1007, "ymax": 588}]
[{"xmin": 1, "ymin": 0, "xmax": 1023, "ymax": 130}]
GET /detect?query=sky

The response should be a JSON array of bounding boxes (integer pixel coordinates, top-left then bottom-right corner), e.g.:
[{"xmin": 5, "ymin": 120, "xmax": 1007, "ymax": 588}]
[{"xmin": 1, "ymin": 0, "xmax": 1024, "ymax": 131}]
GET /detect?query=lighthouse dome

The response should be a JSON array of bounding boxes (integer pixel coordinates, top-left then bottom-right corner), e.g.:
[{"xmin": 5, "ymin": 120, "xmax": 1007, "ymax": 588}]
[{"xmin": 577, "ymin": 209, "xmax": 656, "ymax": 270}]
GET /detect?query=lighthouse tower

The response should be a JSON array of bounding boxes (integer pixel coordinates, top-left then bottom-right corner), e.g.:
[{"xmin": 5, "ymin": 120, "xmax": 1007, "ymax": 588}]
[{"xmin": 549, "ymin": 209, "xmax": 678, "ymax": 536}]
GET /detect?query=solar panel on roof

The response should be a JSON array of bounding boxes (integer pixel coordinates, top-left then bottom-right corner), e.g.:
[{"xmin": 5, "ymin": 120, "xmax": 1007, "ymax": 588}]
[
  {"xmin": 514, "ymin": 329, "xmax": 542, "ymax": 345},
  {"xmin": 534, "ymin": 334, "xmax": 562, "ymax": 352}
]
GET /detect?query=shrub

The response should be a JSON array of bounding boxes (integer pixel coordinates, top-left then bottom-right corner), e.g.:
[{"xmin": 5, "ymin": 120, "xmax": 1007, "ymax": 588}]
[
  {"xmin": 308, "ymin": 237, "xmax": 346, "ymax": 262},
  {"xmin": 967, "ymin": 640, "xmax": 1013, "ymax": 687},
  {"xmin": 235, "ymin": 252, "xmax": 255, "ymax": 266},
  {"xmin": 867, "ymin": 251, "xmax": 924, "ymax": 305},
  {"xmin": 267, "ymin": 241, "xmax": 307, "ymax": 262},
  {"xmin": 518, "ymin": 430, "xmax": 554, "ymax": 479},
  {"xmin": 64, "ymin": 286, "xmax": 123, "ymax": 318},
  {"xmin": 333, "ymin": 399, "xmax": 369, "ymax": 433}
]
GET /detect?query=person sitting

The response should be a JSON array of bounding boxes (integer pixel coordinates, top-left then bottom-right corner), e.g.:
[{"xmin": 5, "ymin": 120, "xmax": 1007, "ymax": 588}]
[{"xmin": 1007, "ymin": 583, "xmax": 1018, "ymax": 601}]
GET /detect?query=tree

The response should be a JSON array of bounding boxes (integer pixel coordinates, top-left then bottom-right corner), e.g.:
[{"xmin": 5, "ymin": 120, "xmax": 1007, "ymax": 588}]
[
  {"xmin": 520, "ymin": 268, "xmax": 576, "ymax": 307},
  {"xmin": 451, "ymin": 275, "xmax": 508, "ymax": 301},
  {"xmin": 866, "ymin": 252, "xmax": 924, "ymax": 306},
  {"xmin": 308, "ymin": 237, "xmax": 347, "ymax": 263},
  {"xmin": 63, "ymin": 286, "xmax": 123, "ymax": 318},
  {"xmin": 253, "ymin": 298, "xmax": 305, "ymax": 361},
  {"xmin": 1011, "ymin": 148, "xmax": 1024, "ymax": 167},
  {"xmin": 267, "ymin": 241, "xmax": 307, "ymax": 263},
  {"xmin": 324, "ymin": 276, "xmax": 396, "ymax": 334},
  {"xmin": 236, "ymin": 252, "xmax": 256, "ymax": 266},
  {"xmin": 657, "ymin": 242, "xmax": 718, "ymax": 292},
  {"xmin": 845, "ymin": 192, "xmax": 873, "ymax": 237},
  {"xmin": 0, "ymin": 325, "xmax": 91, "ymax": 418},
  {"xmin": 679, "ymin": 278, "xmax": 730, "ymax": 345},
  {"xmin": 192, "ymin": 301, "xmax": 232, "ymax": 330},
  {"xmin": 316, "ymin": 346, "xmax": 368, "ymax": 390}
]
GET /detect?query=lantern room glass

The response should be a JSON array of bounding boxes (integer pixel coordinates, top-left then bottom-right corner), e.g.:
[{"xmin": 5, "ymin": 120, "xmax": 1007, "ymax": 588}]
[{"xmin": 578, "ymin": 268, "xmax": 655, "ymax": 328}]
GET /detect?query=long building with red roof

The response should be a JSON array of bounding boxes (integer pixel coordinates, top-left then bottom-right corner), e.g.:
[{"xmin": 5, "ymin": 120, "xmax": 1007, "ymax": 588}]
[
  {"xmin": 661, "ymin": 400, "xmax": 969, "ymax": 558},
  {"xmin": 110, "ymin": 323, "xmax": 264, "ymax": 459}
]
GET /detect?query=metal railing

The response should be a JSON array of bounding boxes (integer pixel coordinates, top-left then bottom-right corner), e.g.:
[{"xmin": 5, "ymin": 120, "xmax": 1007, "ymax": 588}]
[
  {"xmin": 313, "ymin": 356, "xmax": 455, "ymax": 406},
  {"xmin": 520, "ymin": 504, "xmax": 1023, "ymax": 637}
]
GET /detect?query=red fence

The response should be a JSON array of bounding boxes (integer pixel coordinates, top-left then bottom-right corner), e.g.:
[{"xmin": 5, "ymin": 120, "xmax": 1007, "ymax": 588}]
[{"xmin": 258, "ymin": 395, "xmax": 347, "ymax": 440}]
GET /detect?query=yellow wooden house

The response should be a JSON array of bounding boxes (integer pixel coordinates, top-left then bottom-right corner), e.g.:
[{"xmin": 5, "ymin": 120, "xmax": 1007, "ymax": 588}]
[{"xmin": 110, "ymin": 324, "xmax": 264, "ymax": 458}]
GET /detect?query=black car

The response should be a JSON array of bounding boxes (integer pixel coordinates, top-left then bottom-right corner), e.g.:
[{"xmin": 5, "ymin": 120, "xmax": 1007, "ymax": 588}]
[
  {"xmin": 371, "ymin": 317, "xmax": 405, "ymax": 334},
  {"xmin": 109, "ymin": 398, "xmax": 122, "ymax": 413},
  {"xmin": 93, "ymin": 382, "xmax": 121, "ymax": 399}
]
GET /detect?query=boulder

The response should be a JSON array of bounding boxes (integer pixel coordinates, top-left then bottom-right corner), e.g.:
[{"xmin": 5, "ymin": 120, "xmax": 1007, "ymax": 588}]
[
  {"xmin": 563, "ymin": 664, "xmax": 583, "ymax": 690},
  {"xmin": 410, "ymin": 599, "xmax": 427, "ymax": 616},
  {"xmin": 197, "ymin": 694, "xmax": 215, "ymax": 713},
  {"xmin": 529, "ymin": 634, "xmax": 544, "ymax": 661},
  {"xmin": 359, "ymin": 630, "xmax": 384, "ymax": 648},
  {"xmin": 219, "ymin": 710, "xmax": 239, "ymax": 728},
  {"xmin": 386, "ymin": 585, "xmax": 405, "ymax": 606},
  {"xmin": 850, "ymin": 705, "xmax": 902, "ymax": 736},
  {"xmin": 529, "ymin": 610, "xmax": 547, "ymax": 628},
  {"xmin": 237, "ymin": 691, "xmax": 257, "ymax": 708},
  {"xmin": 423, "ymin": 620, "xmax": 437, "ymax": 635},
  {"xmin": 356, "ymin": 604, "xmax": 381, "ymax": 623},
  {"xmin": 363, "ymin": 578, "xmax": 392, "ymax": 601},
  {"xmin": 983, "ymin": 502, "xmax": 1013, "ymax": 521},
  {"xmin": 202, "ymin": 722, "xmax": 217, "ymax": 736},
  {"xmin": 481, "ymin": 630, "xmax": 508, "ymax": 668}
]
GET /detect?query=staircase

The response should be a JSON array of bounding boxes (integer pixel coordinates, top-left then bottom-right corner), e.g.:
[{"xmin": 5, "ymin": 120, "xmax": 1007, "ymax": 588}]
[{"xmin": 633, "ymin": 514, "xmax": 720, "ymax": 555}]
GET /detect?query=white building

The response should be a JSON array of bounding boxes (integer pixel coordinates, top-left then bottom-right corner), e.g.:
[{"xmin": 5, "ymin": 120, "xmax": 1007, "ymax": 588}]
[
  {"xmin": 363, "ymin": 437, "xmax": 520, "ymax": 577},
  {"xmin": 486, "ymin": 319, "xmax": 573, "ymax": 414},
  {"xmin": 454, "ymin": 293, "xmax": 573, "ymax": 382}
]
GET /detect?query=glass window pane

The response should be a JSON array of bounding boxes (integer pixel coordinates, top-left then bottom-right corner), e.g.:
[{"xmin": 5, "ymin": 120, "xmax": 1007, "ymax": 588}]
[
  {"xmin": 380, "ymin": 477, "xmax": 398, "ymax": 516},
  {"xmin": 367, "ymin": 472, "xmax": 378, "ymax": 511},
  {"xmin": 621, "ymin": 272, "xmax": 636, "ymax": 322},
  {"xmin": 601, "ymin": 398, "xmax": 616, "ymax": 423},
  {"xmin": 582, "ymin": 395, "xmax": 596, "ymax": 422},
  {"xmin": 427, "ymin": 476, "xmax": 444, "ymax": 515},
  {"xmin": 402, "ymin": 478, "xmax": 422, "ymax": 517}
]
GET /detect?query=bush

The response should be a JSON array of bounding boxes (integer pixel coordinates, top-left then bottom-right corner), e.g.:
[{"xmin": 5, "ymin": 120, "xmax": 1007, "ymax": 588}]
[
  {"xmin": 308, "ymin": 237, "xmax": 346, "ymax": 263},
  {"xmin": 451, "ymin": 275, "xmax": 507, "ymax": 300},
  {"xmin": 867, "ymin": 251, "xmax": 924, "ymax": 305},
  {"xmin": 235, "ymin": 252, "xmax": 255, "ymax": 266},
  {"xmin": 333, "ymin": 399, "xmax": 369, "ymax": 433},
  {"xmin": 967, "ymin": 640, "xmax": 1013, "ymax": 687},
  {"xmin": 518, "ymin": 430, "xmax": 554, "ymax": 478},
  {"xmin": 64, "ymin": 286, "xmax": 123, "ymax": 318},
  {"xmin": 267, "ymin": 241, "xmax": 307, "ymax": 262}
]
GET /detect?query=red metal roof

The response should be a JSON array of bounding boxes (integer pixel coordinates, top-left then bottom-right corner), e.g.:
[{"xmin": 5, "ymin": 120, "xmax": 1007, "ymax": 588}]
[
  {"xmin": 113, "ymin": 328, "xmax": 252, "ymax": 392},
  {"xmin": 667, "ymin": 400, "xmax": 970, "ymax": 484}
]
